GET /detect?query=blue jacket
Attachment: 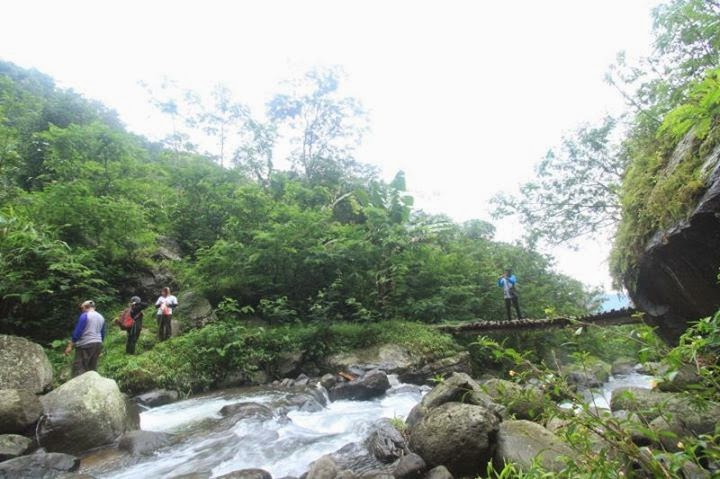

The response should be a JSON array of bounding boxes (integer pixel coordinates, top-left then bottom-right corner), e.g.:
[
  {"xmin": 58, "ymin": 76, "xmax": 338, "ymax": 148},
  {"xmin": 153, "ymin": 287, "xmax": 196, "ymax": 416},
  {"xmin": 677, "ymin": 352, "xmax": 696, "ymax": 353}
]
[{"xmin": 497, "ymin": 275, "xmax": 517, "ymax": 288}]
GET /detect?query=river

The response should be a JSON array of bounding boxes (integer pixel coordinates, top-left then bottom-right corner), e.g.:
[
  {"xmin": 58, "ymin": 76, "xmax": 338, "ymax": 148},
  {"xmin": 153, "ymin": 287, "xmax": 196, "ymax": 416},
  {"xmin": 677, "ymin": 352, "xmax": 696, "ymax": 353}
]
[{"xmin": 82, "ymin": 371, "xmax": 653, "ymax": 478}]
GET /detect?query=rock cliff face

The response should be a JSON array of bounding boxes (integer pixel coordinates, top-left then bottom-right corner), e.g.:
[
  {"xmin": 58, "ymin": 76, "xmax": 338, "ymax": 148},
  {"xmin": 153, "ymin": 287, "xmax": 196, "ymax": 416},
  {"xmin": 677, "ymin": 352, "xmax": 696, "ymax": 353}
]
[{"xmin": 626, "ymin": 150, "xmax": 720, "ymax": 341}]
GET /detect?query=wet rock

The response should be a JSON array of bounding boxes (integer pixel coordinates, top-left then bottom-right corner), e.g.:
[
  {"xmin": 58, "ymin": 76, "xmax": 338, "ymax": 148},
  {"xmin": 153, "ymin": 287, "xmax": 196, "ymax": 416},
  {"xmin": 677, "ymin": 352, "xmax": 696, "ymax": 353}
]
[
  {"xmin": 611, "ymin": 358, "xmax": 637, "ymax": 376},
  {"xmin": 392, "ymin": 453, "xmax": 426, "ymax": 479},
  {"xmin": 276, "ymin": 351, "xmax": 305, "ymax": 378},
  {"xmin": 495, "ymin": 420, "xmax": 576, "ymax": 473},
  {"xmin": 479, "ymin": 378, "xmax": 554, "ymax": 420},
  {"xmin": 423, "ymin": 465, "xmax": 453, "ymax": 479},
  {"xmin": 406, "ymin": 372, "xmax": 504, "ymax": 428},
  {"xmin": 408, "ymin": 402, "xmax": 500, "ymax": 477},
  {"xmin": 118, "ymin": 430, "xmax": 172, "ymax": 456},
  {"xmin": 562, "ymin": 358, "xmax": 611, "ymax": 388},
  {"xmin": 0, "ymin": 451, "xmax": 80, "ymax": 477},
  {"xmin": 611, "ymin": 387, "xmax": 720, "ymax": 444},
  {"xmin": 320, "ymin": 374, "xmax": 337, "ymax": 390},
  {"xmin": 38, "ymin": 371, "xmax": 131, "ymax": 454},
  {"xmin": 298, "ymin": 398, "xmax": 324, "ymax": 413},
  {"xmin": 169, "ymin": 474, "xmax": 212, "ymax": 479},
  {"xmin": 295, "ymin": 374, "xmax": 310, "ymax": 387},
  {"xmin": 636, "ymin": 361, "xmax": 669, "ymax": 376},
  {"xmin": 280, "ymin": 378, "xmax": 295, "ymax": 388},
  {"xmin": 0, "ymin": 388, "xmax": 43, "ymax": 434},
  {"xmin": 134, "ymin": 389, "xmax": 179, "ymax": 408},
  {"xmin": 329, "ymin": 370, "xmax": 391, "ymax": 401},
  {"xmin": 0, "ymin": 434, "xmax": 32, "ymax": 461},
  {"xmin": 656, "ymin": 363, "xmax": 703, "ymax": 392},
  {"xmin": 176, "ymin": 290, "xmax": 217, "ymax": 329},
  {"xmin": 306, "ymin": 455, "xmax": 339, "ymax": 479},
  {"xmin": 0, "ymin": 335, "xmax": 53, "ymax": 393},
  {"xmin": 216, "ymin": 469, "xmax": 273, "ymax": 479},
  {"xmin": 366, "ymin": 419, "xmax": 407, "ymax": 463},
  {"xmin": 219, "ymin": 402, "xmax": 274, "ymax": 420},
  {"xmin": 325, "ymin": 344, "xmax": 416, "ymax": 376},
  {"xmin": 612, "ymin": 410, "xmax": 651, "ymax": 446},
  {"xmin": 329, "ymin": 442, "xmax": 395, "ymax": 477},
  {"xmin": 218, "ymin": 371, "xmax": 249, "ymax": 389},
  {"xmin": 397, "ymin": 352, "xmax": 472, "ymax": 385}
]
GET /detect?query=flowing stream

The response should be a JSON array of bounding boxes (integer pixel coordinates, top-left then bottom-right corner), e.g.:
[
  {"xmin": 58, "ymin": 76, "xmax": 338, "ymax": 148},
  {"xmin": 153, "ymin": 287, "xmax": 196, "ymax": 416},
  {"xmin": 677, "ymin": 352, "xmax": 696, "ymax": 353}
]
[
  {"xmin": 83, "ymin": 370, "xmax": 654, "ymax": 479},
  {"xmin": 85, "ymin": 377, "xmax": 427, "ymax": 479}
]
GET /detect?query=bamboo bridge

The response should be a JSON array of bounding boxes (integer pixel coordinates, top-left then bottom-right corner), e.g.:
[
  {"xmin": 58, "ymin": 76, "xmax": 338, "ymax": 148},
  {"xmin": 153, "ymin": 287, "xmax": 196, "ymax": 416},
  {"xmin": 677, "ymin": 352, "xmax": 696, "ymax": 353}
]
[{"xmin": 436, "ymin": 308, "xmax": 641, "ymax": 333}]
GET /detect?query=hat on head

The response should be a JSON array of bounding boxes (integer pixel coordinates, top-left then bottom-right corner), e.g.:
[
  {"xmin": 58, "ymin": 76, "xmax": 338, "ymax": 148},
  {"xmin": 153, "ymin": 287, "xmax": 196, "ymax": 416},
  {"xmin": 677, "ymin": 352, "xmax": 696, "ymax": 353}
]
[
  {"xmin": 130, "ymin": 296, "xmax": 141, "ymax": 304},
  {"xmin": 81, "ymin": 300, "xmax": 95, "ymax": 309}
]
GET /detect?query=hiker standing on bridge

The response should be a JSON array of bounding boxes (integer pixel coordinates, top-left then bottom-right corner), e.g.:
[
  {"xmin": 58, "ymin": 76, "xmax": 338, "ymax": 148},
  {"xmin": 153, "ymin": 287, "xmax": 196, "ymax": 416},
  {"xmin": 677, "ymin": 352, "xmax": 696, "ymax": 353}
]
[{"xmin": 498, "ymin": 269, "xmax": 522, "ymax": 321}]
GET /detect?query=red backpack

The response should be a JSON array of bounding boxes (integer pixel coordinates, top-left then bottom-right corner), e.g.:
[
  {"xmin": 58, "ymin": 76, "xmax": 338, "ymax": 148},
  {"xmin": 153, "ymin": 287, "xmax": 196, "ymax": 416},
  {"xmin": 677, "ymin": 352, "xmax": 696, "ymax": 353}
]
[{"xmin": 118, "ymin": 308, "xmax": 134, "ymax": 330}]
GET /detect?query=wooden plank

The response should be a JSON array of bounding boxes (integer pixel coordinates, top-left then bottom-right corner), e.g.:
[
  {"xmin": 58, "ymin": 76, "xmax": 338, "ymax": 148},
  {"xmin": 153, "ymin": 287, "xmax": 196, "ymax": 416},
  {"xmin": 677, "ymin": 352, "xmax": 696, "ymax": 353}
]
[{"xmin": 436, "ymin": 308, "xmax": 642, "ymax": 334}]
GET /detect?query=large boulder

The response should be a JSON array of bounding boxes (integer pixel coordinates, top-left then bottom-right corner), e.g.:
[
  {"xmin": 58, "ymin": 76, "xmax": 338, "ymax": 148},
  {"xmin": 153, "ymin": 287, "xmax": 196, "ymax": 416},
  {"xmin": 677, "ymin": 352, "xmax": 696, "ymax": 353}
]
[
  {"xmin": 325, "ymin": 344, "xmax": 416, "ymax": 375},
  {"xmin": 176, "ymin": 290, "xmax": 217, "ymax": 329},
  {"xmin": 306, "ymin": 455, "xmax": 339, "ymax": 479},
  {"xmin": 406, "ymin": 372, "xmax": 504, "ymax": 428},
  {"xmin": 0, "ymin": 451, "xmax": 80, "ymax": 478},
  {"xmin": 392, "ymin": 453, "xmax": 426, "ymax": 479},
  {"xmin": 623, "ymin": 144, "xmax": 720, "ymax": 342},
  {"xmin": 656, "ymin": 363, "xmax": 703, "ymax": 392},
  {"xmin": 328, "ymin": 370, "xmax": 391, "ymax": 401},
  {"xmin": 0, "ymin": 388, "xmax": 43, "ymax": 434},
  {"xmin": 494, "ymin": 420, "xmax": 576, "ymax": 472},
  {"xmin": 38, "ymin": 371, "xmax": 132, "ymax": 454},
  {"xmin": 397, "ymin": 352, "xmax": 473, "ymax": 385},
  {"xmin": 561, "ymin": 358, "xmax": 611, "ymax": 389},
  {"xmin": 365, "ymin": 419, "xmax": 407, "ymax": 463},
  {"xmin": 611, "ymin": 387, "xmax": 720, "ymax": 438},
  {"xmin": 408, "ymin": 402, "xmax": 500, "ymax": 477},
  {"xmin": 0, "ymin": 434, "xmax": 33, "ymax": 461},
  {"xmin": 0, "ymin": 335, "xmax": 53, "ymax": 393},
  {"xmin": 479, "ymin": 378, "xmax": 554, "ymax": 420},
  {"xmin": 275, "ymin": 350, "xmax": 304, "ymax": 378}
]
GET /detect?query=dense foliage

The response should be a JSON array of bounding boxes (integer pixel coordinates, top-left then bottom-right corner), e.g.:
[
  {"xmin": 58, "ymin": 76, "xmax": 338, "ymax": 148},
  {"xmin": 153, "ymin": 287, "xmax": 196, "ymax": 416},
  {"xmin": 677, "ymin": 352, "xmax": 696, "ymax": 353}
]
[{"xmin": 0, "ymin": 61, "xmax": 594, "ymax": 342}]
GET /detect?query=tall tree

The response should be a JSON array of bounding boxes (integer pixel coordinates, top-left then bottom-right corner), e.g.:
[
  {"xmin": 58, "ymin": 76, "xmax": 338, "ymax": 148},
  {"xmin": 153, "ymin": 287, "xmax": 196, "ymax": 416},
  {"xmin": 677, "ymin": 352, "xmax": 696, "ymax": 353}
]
[
  {"xmin": 492, "ymin": 116, "xmax": 625, "ymax": 246},
  {"xmin": 233, "ymin": 117, "xmax": 277, "ymax": 185},
  {"xmin": 267, "ymin": 66, "xmax": 368, "ymax": 184},
  {"xmin": 186, "ymin": 84, "xmax": 248, "ymax": 167}
]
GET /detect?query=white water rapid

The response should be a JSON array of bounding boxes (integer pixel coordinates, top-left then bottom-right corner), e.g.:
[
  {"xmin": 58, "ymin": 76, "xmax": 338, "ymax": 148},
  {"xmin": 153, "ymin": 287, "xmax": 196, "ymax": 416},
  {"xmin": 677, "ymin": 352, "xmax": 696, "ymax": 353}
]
[
  {"xmin": 88, "ymin": 377, "xmax": 427, "ymax": 479},
  {"xmin": 84, "ymin": 370, "xmax": 654, "ymax": 479}
]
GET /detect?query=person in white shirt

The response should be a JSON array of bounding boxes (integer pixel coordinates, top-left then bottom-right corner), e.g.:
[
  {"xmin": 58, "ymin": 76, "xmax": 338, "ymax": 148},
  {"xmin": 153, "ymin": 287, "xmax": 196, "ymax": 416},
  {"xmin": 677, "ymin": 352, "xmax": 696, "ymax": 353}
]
[{"xmin": 155, "ymin": 287, "xmax": 178, "ymax": 341}]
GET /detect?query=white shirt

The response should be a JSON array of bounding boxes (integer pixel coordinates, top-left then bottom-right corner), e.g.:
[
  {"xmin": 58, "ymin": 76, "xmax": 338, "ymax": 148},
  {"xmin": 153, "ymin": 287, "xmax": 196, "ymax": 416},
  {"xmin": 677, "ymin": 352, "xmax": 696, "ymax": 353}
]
[{"xmin": 156, "ymin": 295, "xmax": 178, "ymax": 315}]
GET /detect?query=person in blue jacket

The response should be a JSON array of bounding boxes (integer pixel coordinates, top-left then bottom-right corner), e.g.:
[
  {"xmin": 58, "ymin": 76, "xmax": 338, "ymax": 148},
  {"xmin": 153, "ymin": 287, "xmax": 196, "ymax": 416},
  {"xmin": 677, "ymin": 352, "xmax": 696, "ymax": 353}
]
[
  {"xmin": 498, "ymin": 269, "xmax": 522, "ymax": 320},
  {"xmin": 64, "ymin": 300, "xmax": 106, "ymax": 377}
]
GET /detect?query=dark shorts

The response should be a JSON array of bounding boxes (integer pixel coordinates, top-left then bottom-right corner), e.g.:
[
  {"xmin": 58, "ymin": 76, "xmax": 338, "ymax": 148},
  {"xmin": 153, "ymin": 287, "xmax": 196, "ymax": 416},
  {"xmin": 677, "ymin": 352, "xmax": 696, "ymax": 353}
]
[{"xmin": 72, "ymin": 343, "xmax": 102, "ymax": 377}]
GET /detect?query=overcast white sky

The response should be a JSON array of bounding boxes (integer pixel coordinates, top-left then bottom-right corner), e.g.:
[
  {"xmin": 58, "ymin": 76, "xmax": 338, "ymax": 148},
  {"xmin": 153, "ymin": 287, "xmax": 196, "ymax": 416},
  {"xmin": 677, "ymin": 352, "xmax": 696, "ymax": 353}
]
[{"xmin": 1, "ymin": 0, "xmax": 661, "ymax": 290}]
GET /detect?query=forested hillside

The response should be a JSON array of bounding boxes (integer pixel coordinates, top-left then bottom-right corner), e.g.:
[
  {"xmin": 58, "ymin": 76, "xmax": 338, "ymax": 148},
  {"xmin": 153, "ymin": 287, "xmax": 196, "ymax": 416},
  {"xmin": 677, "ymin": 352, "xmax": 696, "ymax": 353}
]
[{"xmin": 0, "ymin": 61, "xmax": 594, "ymax": 342}]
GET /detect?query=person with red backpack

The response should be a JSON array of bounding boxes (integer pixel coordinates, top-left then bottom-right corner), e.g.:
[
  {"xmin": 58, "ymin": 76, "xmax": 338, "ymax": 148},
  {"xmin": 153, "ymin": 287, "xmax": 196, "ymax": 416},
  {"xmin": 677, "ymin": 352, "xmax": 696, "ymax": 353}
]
[{"xmin": 120, "ymin": 296, "xmax": 148, "ymax": 354}]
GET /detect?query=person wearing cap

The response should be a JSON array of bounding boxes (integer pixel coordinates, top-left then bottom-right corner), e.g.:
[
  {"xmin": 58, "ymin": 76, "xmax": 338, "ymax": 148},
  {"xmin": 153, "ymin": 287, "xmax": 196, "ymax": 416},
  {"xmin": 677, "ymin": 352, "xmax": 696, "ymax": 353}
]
[
  {"xmin": 64, "ymin": 300, "xmax": 106, "ymax": 377},
  {"xmin": 126, "ymin": 296, "xmax": 148, "ymax": 354}
]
